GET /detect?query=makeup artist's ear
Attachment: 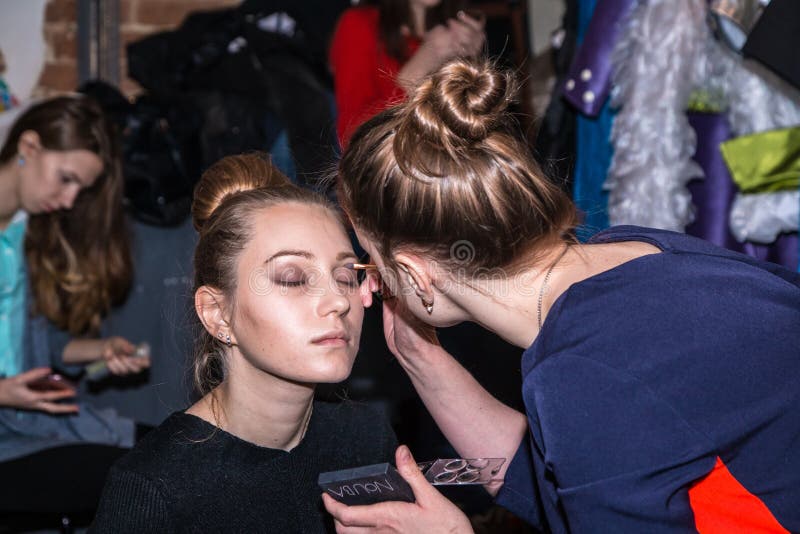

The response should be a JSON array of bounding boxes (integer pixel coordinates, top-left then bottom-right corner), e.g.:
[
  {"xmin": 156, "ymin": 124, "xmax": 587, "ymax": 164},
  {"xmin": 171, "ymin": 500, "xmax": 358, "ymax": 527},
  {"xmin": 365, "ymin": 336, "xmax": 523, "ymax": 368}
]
[
  {"xmin": 195, "ymin": 286, "xmax": 234, "ymax": 341},
  {"xmin": 394, "ymin": 253, "xmax": 434, "ymax": 301}
]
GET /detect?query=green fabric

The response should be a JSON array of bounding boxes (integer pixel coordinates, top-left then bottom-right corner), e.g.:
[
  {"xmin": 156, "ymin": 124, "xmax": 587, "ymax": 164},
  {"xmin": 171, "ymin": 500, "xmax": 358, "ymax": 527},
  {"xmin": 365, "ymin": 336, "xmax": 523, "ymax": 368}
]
[{"xmin": 720, "ymin": 126, "xmax": 800, "ymax": 193}]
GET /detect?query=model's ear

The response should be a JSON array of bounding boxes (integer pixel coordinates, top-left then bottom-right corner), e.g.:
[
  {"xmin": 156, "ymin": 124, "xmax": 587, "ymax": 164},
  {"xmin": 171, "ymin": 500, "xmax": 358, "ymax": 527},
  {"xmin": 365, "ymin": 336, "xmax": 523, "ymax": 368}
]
[
  {"xmin": 195, "ymin": 286, "xmax": 236, "ymax": 344},
  {"xmin": 16, "ymin": 130, "xmax": 42, "ymax": 160},
  {"xmin": 393, "ymin": 252, "xmax": 434, "ymax": 304}
]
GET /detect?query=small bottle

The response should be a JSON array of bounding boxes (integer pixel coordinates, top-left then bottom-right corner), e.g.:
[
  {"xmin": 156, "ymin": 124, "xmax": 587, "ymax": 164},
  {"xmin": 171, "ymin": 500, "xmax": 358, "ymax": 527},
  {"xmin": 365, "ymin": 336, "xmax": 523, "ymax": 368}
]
[{"xmin": 85, "ymin": 341, "xmax": 150, "ymax": 382}]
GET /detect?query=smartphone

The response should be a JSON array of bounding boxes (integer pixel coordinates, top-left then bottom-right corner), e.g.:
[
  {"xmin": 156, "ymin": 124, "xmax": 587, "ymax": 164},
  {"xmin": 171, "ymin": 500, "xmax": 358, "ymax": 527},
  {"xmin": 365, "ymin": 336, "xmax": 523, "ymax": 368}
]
[{"xmin": 28, "ymin": 373, "xmax": 76, "ymax": 392}]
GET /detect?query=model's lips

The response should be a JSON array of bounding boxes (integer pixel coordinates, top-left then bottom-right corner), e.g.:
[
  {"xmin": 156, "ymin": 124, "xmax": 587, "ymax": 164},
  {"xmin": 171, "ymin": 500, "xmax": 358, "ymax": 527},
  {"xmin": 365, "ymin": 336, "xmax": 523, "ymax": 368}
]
[{"xmin": 311, "ymin": 331, "xmax": 350, "ymax": 345}]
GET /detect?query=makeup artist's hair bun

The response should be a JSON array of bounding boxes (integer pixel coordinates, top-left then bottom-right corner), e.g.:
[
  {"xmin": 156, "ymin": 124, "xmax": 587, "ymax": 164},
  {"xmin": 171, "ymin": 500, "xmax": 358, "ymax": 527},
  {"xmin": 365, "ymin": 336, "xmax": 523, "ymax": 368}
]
[
  {"xmin": 192, "ymin": 153, "xmax": 289, "ymax": 232},
  {"xmin": 402, "ymin": 58, "xmax": 517, "ymax": 146}
]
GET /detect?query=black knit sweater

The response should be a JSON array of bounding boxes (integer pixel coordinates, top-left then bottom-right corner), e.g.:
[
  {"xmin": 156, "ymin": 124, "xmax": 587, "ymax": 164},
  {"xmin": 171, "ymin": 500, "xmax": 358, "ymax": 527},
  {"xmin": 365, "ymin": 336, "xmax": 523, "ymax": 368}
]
[{"xmin": 89, "ymin": 401, "xmax": 397, "ymax": 533}]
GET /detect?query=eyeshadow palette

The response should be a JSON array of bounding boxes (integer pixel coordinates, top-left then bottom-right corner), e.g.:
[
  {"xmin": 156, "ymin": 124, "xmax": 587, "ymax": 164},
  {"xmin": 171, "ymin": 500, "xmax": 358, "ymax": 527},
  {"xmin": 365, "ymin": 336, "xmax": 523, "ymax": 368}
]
[
  {"xmin": 318, "ymin": 463, "xmax": 415, "ymax": 506},
  {"xmin": 417, "ymin": 458, "xmax": 505, "ymax": 485},
  {"xmin": 318, "ymin": 457, "xmax": 506, "ymax": 506}
]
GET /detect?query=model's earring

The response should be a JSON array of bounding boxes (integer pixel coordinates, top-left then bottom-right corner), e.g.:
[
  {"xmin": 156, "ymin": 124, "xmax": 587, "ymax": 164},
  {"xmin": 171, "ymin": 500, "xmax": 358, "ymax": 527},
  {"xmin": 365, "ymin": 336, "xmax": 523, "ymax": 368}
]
[
  {"xmin": 225, "ymin": 334, "xmax": 232, "ymax": 347},
  {"xmin": 17, "ymin": 156, "xmax": 24, "ymax": 166},
  {"xmin": 422, "ymin": 298, "xmax": 433, "ymax": 315}
]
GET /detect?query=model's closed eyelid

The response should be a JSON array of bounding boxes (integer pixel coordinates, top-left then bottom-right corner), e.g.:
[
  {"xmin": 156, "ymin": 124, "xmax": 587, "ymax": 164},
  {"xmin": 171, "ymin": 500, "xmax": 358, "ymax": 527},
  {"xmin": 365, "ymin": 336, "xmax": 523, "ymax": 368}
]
[
  {"xmin": 334, "ymin": 267, "xmax": 360, "ymax": 286},
  {"xmin": 274, "ymin": 264, "xmax": 307, "ymax": 284}
]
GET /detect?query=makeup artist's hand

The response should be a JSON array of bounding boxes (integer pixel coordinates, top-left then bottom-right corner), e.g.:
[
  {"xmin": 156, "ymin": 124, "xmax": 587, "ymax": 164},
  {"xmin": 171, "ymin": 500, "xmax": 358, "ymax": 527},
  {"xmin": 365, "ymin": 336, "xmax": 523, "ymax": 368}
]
[
  {"xmin": 322, "ymin": 445, "xmax": 473, "ymax": 534},
  {"xmin": 360, "ymin": 271, "xmax": 439, "ymax": 364},
  {"xmin": 382, "ymin": 296, "xmax": 439, "ymax": 360}
]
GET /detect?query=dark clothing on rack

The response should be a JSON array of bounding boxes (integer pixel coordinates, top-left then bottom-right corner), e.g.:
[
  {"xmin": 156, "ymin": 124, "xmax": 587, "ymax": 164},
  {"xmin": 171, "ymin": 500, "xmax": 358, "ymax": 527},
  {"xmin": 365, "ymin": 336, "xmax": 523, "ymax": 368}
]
[
  {"xmin": 743, "ymin": 0, "xmax": 800, "ymax": 90},
  {"xmin": 90, "ymin": 401, "xmax": 396, "ymax": 533}
]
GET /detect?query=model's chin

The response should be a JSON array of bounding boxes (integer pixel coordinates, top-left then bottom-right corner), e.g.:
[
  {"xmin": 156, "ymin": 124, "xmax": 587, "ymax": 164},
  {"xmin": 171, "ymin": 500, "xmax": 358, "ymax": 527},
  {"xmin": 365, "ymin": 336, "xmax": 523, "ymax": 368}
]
[{"xmin": 309, "ymin": 350, "xmax": 357, "ymax": 384}]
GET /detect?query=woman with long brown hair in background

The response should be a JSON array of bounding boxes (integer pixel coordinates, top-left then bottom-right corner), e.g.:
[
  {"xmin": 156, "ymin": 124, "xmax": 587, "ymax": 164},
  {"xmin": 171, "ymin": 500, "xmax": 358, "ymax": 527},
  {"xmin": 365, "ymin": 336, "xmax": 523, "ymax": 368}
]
[
  {"xmin": 0, "ymin": 96, "xmax": 150, "ymax": 522},
  {"xmin": 329, "ymin": 0, "xmax": 485, "ymax": 147}
]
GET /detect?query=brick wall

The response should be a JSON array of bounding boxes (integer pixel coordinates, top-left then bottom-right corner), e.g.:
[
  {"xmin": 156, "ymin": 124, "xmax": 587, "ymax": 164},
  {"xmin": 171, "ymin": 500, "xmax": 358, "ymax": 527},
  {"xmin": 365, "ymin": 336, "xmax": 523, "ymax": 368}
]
[{"xmin": 36, "ymin": 0, "xmax": 240, "ymax": 97}]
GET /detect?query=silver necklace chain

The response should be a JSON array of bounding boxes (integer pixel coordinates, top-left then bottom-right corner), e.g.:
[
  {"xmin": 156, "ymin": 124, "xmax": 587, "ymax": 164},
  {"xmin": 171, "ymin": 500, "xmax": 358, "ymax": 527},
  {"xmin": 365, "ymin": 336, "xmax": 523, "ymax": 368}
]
[{"xmin": 537, "ymin": 244, "xmax": 570, "ymax": 330}]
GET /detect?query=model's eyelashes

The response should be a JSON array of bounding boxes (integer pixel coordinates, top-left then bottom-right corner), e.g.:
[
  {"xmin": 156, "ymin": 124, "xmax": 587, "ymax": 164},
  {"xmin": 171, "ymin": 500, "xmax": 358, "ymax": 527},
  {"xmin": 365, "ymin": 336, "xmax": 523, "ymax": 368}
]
[
  {"xmin": 334, "ymin": 268, "xmax": 360, "ymax": 288},
  {"xmin": 272, "ymin": 265, "xmax": 359, "ymax": 288},
  {"xmin": 275, "ymin": 265, "xmax": 306, "ymax": 286}
]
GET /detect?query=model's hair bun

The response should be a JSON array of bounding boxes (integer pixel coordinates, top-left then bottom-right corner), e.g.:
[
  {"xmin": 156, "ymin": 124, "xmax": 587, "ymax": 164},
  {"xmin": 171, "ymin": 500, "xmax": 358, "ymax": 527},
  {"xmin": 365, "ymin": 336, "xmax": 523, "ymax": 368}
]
[
  {"xmin": 192, "ymin": 153, "xmax": 289, "ymax": 232},
  {"xmin": 402, "ymin": 58, "xmax": 517, "ymax": 147}
]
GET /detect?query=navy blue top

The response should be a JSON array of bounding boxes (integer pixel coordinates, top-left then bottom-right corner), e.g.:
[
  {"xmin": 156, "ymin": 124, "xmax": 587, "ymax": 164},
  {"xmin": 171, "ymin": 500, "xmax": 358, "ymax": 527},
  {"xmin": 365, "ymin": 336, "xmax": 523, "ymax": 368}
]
[{"xmin": 495, "ymin": 226, "xmax": 800, "ymax": 532}]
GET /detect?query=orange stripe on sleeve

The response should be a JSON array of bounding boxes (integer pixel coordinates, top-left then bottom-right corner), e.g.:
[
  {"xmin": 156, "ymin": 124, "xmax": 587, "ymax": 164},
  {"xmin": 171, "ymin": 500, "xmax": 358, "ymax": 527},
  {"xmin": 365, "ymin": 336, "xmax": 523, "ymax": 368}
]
[{"xmin": 688, "ymin": 456, "xmax": 789, "ymax": 534}]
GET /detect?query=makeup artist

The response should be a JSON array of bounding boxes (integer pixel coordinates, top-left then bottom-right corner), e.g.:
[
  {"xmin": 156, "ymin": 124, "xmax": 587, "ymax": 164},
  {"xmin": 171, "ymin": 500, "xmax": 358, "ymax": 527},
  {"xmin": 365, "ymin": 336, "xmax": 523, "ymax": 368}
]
[{"xmin": 323, "ymin": 57, "xmax": 800, "ymax": 532}]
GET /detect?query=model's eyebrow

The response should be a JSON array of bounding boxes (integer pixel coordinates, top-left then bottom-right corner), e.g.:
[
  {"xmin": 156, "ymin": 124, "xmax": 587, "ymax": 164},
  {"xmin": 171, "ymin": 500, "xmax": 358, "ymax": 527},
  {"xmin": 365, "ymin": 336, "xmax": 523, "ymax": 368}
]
[
  {"xmin": 265, "ymin": 250, "xmax": 315, "ymax": 264},
  {"xmin": 336, "ymin": 251, "xmax": 358, "ymax": 262},
  {"xmin": 264, "ymin": 250, "xmax": 358, "ymax": 264}
]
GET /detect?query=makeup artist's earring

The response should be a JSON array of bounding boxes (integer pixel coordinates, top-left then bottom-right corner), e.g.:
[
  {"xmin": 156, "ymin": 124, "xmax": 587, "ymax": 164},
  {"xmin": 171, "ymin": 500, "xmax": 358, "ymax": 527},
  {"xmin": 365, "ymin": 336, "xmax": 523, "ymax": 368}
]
[
  {"xmin": 422, "ymin": 298, "xmax": 433, "ymax": 315},
  {"xmin": 17, "ymin": 156, "xmax": 24, "ymax": 166}
]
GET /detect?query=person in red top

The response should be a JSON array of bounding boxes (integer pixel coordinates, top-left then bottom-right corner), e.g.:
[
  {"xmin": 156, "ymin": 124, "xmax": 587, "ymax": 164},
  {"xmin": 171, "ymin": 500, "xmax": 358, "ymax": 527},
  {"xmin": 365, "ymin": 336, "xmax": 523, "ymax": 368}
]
[{"xmin": 329, "ymin": 0, "xmax": 485, "ymax": 147}]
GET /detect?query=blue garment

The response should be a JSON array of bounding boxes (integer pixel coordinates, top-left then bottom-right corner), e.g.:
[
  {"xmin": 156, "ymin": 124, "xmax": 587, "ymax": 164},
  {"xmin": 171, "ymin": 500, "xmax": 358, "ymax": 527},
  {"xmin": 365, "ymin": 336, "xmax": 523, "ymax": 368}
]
[
  {"xmin": 0, "ymin": 312, "xmax": 136, "ymax": 462},
  {"xmin": 572, "ymin": 0, "xmax": 614, "ymax": 240},
  {"xmin": 574, "ymin": 103, "xmax": 613, "ymax": 239},
  {"xmin": 496, "ymin": 226, "xmax": 800, "ymax": 532},
  {"xmin": 0, "ymin": 211, "xmax": 27, "ymax": 378},
  {"xmin": 0, "ymin": 246, "xmax": 135, "ymax": 461}
]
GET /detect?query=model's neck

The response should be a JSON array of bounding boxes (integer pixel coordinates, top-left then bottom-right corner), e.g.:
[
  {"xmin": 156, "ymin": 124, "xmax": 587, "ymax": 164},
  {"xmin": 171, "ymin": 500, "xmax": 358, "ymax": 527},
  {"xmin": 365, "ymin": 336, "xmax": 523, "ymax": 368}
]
[
  {"xmin": 188, "ymin": 352, "xmax": 315, "ymax": 451},
  {"xmin": 0, "ymin": 159, "xmax": 21, "ymax": 231}
]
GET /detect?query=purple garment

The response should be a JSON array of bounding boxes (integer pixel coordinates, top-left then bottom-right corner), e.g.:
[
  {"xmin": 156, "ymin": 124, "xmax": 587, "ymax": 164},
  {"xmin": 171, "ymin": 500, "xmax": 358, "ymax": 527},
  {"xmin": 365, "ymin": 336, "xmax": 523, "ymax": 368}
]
[
  {"xmin": 562, "ymin": 0, "xmax": 636, "ymax": 116},
  {"xmin": 686, "ymin": 111, "xmax": 798, "ymax": 270}
]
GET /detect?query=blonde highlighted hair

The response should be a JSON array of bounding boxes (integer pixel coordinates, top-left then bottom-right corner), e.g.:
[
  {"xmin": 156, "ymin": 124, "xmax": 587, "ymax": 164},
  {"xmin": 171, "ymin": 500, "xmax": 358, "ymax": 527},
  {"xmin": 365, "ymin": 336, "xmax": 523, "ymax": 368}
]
[{"xmin": 338, "ymin": 58, "xmax": 578, "ymax": 276}]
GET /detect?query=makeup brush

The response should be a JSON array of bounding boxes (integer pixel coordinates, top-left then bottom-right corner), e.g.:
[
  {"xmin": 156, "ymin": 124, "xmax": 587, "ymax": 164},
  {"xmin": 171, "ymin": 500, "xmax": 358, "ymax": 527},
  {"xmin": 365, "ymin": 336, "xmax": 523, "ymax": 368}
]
[{"xmin": 344, "ymin": 263, "xmax": 377, "ymax": 270}]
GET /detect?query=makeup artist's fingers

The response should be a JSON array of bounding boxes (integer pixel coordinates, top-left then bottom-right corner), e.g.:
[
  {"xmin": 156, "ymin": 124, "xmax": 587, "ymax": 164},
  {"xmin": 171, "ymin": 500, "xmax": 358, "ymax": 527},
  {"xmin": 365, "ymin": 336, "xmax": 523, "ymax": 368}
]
[
  {"xmin": 393, "ymin": 445, "xmax": 438, "ymax": 501},
  {"xmin": 359, "ymin": 278, "xmax": 374, "ymax": 308},
  {"xmin": 323, "ymin": 494, "xmax": 404, "ymax": 532},
  {"xmin": 360, "ymin": 271, "xmax": 384, "ymax": 307},
  {"xmin": 370, "ymin": 271, "xmax": 382, "ymax": 292}
]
